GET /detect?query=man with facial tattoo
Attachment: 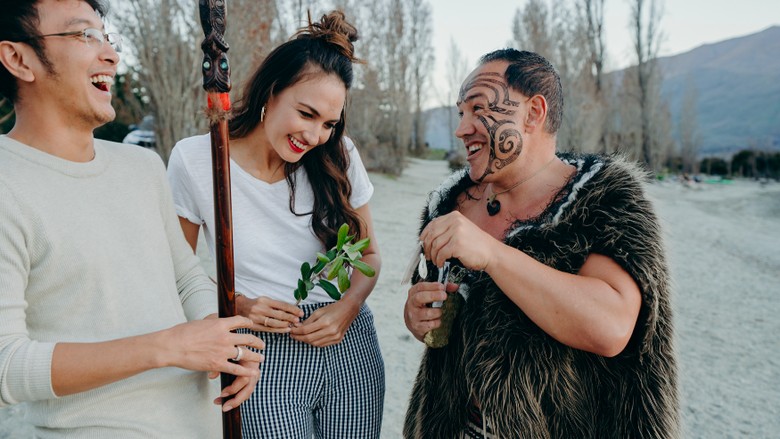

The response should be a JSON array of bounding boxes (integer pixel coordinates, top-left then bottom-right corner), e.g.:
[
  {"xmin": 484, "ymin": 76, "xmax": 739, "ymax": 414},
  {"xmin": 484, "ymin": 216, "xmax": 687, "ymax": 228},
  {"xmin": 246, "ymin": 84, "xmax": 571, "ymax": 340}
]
[{"xmin": 403, "ymin": 49, "xmax": 679, "ymax": 439}]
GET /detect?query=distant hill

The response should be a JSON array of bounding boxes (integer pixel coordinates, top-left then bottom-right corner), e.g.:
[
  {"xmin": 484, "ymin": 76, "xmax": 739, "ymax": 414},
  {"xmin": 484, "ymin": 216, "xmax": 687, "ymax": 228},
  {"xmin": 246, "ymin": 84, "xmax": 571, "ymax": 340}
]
[{"xmin": 657, "ymin": 25, "xmax": 780, "ymax": 156}]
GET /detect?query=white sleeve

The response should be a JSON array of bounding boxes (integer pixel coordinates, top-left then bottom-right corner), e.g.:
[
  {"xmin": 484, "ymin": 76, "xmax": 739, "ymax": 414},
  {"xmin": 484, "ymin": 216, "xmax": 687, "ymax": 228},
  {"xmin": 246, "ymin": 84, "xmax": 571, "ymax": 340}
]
[
  {"xmin": 344, "ymin": 137, "xmax": 374, "ymax": 208},
  {"xmin": 0, "ymin": 179, "xmax": 57, "ymax": 407},
  {"xmin": 167, "ymin": 142, "xmax": 205, "ymax": 225}
]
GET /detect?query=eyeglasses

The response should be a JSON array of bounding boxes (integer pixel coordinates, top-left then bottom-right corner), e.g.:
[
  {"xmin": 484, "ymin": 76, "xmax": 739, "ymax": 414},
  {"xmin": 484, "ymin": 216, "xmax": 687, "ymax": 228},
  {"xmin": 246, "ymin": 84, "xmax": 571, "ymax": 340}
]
[{"xmin": 22, "ymin": 28, "xmax": 122, "ymax": 53}]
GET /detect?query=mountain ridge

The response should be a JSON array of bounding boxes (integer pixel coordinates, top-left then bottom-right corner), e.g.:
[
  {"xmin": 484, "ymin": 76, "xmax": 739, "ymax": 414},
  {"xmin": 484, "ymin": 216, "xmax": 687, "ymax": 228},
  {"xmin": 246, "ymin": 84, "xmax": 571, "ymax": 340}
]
[{"xmin": 657, "ymin": 25, "xmax": 779, "ymax": 156}]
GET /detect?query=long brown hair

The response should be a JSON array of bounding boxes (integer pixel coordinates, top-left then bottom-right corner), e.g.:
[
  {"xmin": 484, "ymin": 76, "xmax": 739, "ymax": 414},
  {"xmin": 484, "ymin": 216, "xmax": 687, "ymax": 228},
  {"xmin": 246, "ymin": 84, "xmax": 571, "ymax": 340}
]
[{"xmin": 228, "ymin": 11, "xmax": 364, "ymax": 248}]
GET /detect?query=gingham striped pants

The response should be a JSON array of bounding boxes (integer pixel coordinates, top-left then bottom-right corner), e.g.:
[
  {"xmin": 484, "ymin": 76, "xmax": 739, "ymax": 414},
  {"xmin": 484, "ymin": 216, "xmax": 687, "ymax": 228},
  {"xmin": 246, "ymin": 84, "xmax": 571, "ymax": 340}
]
[{"xmin": 240, "ymin": 303, "xmax": 385, "ymax": 438}]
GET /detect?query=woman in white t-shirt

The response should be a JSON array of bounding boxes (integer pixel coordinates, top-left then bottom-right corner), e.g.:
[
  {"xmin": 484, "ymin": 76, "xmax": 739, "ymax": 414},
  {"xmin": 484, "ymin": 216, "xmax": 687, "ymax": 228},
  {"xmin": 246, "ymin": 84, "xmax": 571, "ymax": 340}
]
[{"xmin": 167, "ymin": 11, "xmax": 384, "ymax": 439}]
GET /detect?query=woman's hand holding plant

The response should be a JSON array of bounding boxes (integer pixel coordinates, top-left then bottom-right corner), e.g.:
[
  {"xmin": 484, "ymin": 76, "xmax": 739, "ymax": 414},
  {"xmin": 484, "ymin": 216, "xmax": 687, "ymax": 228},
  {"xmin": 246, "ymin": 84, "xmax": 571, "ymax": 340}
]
[{"xmin": 290, "ymin": 223, "xmax": 376, "ymax": 346}]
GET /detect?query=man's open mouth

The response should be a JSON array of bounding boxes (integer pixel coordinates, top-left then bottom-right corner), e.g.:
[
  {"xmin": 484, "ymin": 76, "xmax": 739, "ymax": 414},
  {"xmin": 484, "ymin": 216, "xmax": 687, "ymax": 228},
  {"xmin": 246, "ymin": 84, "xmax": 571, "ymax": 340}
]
[
  {"xmin": 91, "ymin": 75, "xmax": 114, "ymax": 92},
  {"xmin": 467, "ymin": 144, "xmax": 483, "ymax": 157}
]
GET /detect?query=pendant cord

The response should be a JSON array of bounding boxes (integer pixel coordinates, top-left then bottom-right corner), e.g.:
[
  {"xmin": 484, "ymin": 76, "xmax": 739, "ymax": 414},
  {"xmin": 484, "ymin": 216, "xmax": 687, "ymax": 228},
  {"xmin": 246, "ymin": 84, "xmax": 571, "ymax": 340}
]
[{"xmin": 486, "ymin": 156, "xmax": 557, "ymax": 204}]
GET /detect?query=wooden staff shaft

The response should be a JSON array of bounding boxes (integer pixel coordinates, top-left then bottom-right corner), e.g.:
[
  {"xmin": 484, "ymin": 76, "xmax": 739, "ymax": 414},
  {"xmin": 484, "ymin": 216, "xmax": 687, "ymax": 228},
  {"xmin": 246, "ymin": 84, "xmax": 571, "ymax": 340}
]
[
  {"xmin": 208, "ymin": 112, "xmax": 241, "ymax": 439},
  {"xmin": 209, "ymin": 115, "xmax": 235, "ymax": 321},
  {"xmin": 198, "ymin": 0, "xmax": 241, "ymax": 437}
]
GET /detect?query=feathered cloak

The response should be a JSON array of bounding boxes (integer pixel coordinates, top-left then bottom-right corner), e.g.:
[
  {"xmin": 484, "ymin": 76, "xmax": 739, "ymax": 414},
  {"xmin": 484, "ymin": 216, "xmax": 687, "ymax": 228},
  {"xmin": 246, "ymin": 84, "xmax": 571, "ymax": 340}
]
[{"xmin": 404, "ymin": 154, "xmax": 680, "ymax": 439}]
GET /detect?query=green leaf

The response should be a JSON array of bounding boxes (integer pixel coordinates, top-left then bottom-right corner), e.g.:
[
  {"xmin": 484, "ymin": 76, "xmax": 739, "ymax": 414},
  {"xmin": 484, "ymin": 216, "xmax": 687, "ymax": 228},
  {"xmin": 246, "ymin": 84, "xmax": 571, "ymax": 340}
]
[
  {"xmin": 327, "ymin": 256, "xmax": 344, "ymax": 280},
  {"xmin": 340, "ymin": 242, "xmax": 356, "ymax": 260},
  {"xmin": 326, "ymin": 249, "xmax": 337, "ymax": 259},
  {"xmin": 297, "ymin": 279, "xmax": 308, "ymax": 301},
  {"xmin": 352, "ymin": 260, "xmax": 376, "ymax": 277},
  {"xmin": 336, "ymin": 223, "xmax": 349, "ymax": 250},
  {"xmin": 337, "ymin": 266, "xmax": 350, "ymax": 292},
  {"xmin": 351, "ymin": 237, "xmax": 370, "ymax": 253},
  {"xmin": 316, "ymin": 252, "xmax": 330, "ymax": 263},
  {"xmin": 301, "ymin": 261, "xmax": 311, "ymax": 280},
  {"xmin": 312, "ymin": 260, "xmax": 326, "ymax": 276},
  {"xmin": 318, "ymin": 280, "xmax": 341, "ymax": 300},
  {"xmin": 346, "ymin": 250, "xmax": 361, "ymax": 261},
  {"xmin": 305, "ymin": 280, "xmax": 315, "ymax": 291}
]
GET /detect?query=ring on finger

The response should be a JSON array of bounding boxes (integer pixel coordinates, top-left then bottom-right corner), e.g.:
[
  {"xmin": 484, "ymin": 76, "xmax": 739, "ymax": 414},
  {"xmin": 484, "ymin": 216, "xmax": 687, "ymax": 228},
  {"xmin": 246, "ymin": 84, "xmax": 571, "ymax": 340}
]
[{"xmin": 232, "ymin": 346, "xmax": 243, "ymax": 362}]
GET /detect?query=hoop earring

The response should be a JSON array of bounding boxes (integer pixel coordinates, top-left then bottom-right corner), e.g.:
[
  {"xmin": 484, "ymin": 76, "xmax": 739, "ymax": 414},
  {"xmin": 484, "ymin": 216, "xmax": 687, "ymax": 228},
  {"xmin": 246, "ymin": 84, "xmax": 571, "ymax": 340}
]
[{"xmin": 260, "ymin": 106, "xmax": 266, "ymax": 123}]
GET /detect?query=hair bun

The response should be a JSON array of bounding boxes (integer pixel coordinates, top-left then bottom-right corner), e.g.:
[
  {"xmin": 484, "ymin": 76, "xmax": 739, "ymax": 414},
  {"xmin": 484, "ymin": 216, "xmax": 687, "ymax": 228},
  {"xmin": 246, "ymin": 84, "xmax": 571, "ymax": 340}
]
[{"xmin": 296, "ymin": 10, "xmax": 361, "ymax": 63}]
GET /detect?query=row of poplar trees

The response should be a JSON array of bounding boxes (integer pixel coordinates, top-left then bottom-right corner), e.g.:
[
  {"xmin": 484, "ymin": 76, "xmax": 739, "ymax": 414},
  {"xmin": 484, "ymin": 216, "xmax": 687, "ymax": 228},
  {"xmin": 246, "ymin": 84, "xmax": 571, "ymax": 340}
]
[{"xmin": 102, "ymin": 0, "xmax": 434, "ymax": 175}]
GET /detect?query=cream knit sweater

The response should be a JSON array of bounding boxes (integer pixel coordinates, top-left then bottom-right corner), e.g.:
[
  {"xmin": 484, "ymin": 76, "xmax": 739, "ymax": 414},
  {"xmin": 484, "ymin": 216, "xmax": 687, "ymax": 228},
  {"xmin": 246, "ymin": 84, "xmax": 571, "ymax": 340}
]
[{"xmin": 0, "ymin": 136, "xmax": 220, "ymax": 438}]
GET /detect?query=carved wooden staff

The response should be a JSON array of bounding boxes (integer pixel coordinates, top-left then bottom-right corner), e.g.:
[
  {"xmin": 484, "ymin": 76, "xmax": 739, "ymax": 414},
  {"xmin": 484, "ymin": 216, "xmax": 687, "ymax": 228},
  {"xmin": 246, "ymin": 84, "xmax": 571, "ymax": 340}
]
[{"xmin": 198, "ymin": 1, "xmax": 241, "ymax": 438}]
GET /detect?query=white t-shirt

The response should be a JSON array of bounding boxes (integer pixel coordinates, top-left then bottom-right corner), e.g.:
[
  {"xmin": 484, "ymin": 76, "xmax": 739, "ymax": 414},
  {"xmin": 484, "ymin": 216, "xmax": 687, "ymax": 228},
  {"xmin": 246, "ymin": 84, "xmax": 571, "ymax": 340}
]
[{"xmin": 168, "ymin": 134, "xmax": 373, "ymax": 304}]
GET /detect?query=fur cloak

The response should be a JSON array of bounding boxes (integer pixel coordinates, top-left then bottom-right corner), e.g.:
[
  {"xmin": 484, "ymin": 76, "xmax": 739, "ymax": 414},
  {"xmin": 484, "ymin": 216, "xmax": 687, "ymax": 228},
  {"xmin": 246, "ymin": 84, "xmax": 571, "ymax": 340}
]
[{"xmin": 403, "ymin": 154, "xmax": 680, "ymax": 439}]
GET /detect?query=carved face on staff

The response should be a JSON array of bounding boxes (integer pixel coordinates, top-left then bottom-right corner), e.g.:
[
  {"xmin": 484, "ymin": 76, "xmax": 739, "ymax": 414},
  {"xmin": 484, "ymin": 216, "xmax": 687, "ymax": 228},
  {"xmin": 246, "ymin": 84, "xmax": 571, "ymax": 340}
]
[
  {"xmin": 455, "ymin": 61, "xmax": 527, "ymax": 183},
  {"xmin": 199, "ymin": 0, "xmax": 231, "ymax": 93}
]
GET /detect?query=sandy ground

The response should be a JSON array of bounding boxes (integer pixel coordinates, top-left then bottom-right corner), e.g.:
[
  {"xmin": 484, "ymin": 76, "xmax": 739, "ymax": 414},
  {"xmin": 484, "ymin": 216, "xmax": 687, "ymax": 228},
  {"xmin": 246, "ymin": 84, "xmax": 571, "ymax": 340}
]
[
  {"xmin": 368, "ymin": 161, "xmax": 780, "ymax": 439},
  {"xmin": 2, "ymin": 158, "xmax": 779, "ymax": 438}
]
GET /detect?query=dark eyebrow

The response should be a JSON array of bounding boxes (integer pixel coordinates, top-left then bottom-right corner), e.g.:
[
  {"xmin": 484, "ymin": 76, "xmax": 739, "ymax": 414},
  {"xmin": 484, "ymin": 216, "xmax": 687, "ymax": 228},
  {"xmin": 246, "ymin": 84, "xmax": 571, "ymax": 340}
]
[
  {"xmin": 64, "ymin": 17, "xmax": 103, "ymax": 30},
  {"xmin": 65, "ymin": 18, "xmax": 89, "ymax": 26},
  {"xmin": 456, "ymin": 92, "xmax": 487, "ymax": 108},
  {"xmin": 300, "ymin": 103, "xmax": 340, "ymax": 124}
]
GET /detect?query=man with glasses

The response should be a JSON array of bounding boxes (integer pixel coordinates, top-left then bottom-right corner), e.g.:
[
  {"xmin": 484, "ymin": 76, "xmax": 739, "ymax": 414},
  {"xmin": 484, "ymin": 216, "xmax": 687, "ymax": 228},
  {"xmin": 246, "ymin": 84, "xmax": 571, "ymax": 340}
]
[
  {"xmin": 0, "ymin": 1, "xmax": 264, "ymax": 436},
  {"xmin": 19, "ymin": 26, "xmax": 124, "ymax": 53}
]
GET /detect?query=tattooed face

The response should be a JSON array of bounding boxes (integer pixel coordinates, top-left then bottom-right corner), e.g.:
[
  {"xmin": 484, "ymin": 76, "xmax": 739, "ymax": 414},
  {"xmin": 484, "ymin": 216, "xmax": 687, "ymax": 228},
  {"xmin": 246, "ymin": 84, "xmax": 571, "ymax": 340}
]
[{"xmin": 456, "ymin": 62, "xmax": 524, "ymax": 183}]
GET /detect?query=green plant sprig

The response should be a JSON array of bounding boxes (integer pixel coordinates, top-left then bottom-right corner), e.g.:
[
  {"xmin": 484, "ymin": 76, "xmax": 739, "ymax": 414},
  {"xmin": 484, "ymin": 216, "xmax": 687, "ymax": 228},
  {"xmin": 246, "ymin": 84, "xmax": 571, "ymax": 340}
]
[{"xmin": 294, "ymin": 223, "xmax": 376, "ymax": 304}]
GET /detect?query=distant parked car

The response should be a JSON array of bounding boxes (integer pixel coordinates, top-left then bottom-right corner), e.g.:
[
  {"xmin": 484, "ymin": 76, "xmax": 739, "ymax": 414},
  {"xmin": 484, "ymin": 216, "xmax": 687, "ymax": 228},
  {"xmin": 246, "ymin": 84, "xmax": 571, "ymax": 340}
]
[{"xmin": 123, "ymin": 115, "xmax": 156, "ymax": 149}]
